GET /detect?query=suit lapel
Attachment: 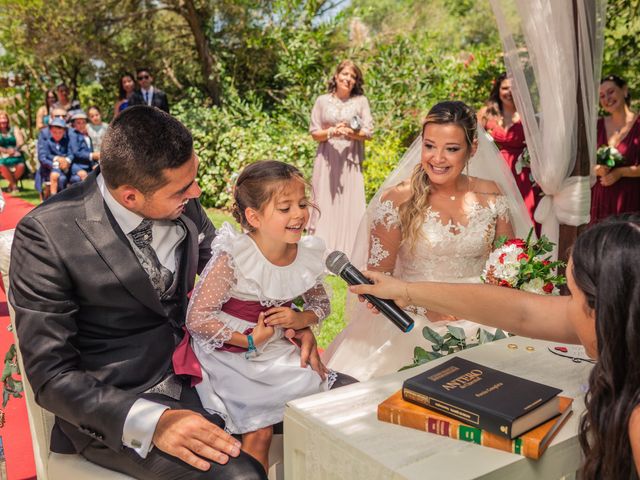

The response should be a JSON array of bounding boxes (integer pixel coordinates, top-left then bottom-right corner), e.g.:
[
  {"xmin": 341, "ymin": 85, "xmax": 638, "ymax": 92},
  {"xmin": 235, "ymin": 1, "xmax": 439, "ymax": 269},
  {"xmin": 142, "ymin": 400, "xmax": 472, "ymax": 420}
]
[
  {"xmin": 178, "ymin": 212, "xmax": 199, "ymax": 297},
  {"xmin": 75, "ymin": 174, "xmax": 165, "ymax": 316}
]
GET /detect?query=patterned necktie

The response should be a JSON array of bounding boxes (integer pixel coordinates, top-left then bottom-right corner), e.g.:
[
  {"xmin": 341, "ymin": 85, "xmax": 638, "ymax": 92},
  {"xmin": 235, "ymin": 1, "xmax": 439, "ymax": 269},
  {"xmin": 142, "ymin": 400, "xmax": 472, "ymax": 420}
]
[{"xmin": 129, "ymin": 219, "xmax": 173, "ymax": 297}]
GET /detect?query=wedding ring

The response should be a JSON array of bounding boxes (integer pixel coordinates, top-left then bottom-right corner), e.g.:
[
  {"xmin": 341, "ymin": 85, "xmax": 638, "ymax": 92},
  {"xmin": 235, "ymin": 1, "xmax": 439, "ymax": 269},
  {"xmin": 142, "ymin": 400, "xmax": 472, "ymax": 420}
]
[
  {"xmin": 507, "ymin": 343, "xmax": 518, "ymax": 350},
  {"xmin": 526, "ymin": 346, "xmax": 535, "ymax": 352}
]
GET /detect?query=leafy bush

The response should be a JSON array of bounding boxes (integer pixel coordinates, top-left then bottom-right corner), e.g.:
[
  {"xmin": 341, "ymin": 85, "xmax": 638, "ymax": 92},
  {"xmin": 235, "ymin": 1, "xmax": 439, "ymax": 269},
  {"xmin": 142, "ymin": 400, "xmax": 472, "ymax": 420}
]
[{"xmin": 175, "ymin": 37, "xmax": 504, "ymax": 208}]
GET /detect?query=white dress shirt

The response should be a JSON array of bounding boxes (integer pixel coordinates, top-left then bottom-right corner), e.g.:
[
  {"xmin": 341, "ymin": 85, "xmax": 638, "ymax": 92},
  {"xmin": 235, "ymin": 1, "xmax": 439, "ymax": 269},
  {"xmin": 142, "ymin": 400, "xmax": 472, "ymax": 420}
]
[
  {"xmin": 97, "ymin": 174, "xmax": 182, "ymax": 457},
  {"xmin": 141, "ymin": 86, "xmax": 155, "ymax": 106}
]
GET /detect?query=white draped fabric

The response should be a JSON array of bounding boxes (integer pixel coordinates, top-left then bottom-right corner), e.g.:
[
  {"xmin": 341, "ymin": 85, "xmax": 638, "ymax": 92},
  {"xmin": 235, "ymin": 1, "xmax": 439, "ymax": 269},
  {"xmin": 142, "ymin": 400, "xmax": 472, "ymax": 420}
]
[{"xmin": 489, "ymin": 0, "xmax": 606, "ymax": 256}]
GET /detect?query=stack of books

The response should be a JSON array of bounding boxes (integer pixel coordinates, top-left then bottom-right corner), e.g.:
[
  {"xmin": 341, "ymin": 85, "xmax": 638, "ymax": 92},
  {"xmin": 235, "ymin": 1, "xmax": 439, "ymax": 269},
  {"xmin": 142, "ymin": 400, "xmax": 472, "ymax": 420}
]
[{"xmin": 378, "ymin": 357, "xmax": 573, "ymax": 459}]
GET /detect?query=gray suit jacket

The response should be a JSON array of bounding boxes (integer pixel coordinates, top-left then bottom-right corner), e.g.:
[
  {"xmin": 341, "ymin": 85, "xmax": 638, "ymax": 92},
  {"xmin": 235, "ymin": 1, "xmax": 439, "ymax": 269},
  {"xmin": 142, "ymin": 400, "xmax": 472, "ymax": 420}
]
[{"xmin": 10, "ymin": 170, "xmax": 216, "ymax": 453}]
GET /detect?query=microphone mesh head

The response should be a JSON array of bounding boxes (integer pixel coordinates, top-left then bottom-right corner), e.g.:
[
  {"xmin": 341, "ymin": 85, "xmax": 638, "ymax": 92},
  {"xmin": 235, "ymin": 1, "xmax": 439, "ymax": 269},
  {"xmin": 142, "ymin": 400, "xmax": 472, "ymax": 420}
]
[{"xmin": 325, "ymin": 251, "xmax": 349, "ymax": 275}]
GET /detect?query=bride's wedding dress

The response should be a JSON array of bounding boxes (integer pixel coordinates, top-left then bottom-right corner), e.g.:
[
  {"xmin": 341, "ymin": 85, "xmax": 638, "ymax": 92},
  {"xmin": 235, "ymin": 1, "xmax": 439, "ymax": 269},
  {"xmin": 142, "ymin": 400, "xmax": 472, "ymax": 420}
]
[
  {"xmin": 322, "ymin": 191, "xmax": 511, "ymax": 381},
  {"xmin": 321, "ymin": 128, "xmax": 533, "ymax": 382}
]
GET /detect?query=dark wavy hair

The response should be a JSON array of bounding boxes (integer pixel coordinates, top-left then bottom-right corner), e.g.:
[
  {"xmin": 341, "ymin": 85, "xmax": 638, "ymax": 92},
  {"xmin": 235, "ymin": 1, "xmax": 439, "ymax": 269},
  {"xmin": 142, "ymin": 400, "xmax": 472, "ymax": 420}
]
[
  {"xmin": 600, "ymin": 74, "xmax": 631, "ymax": 106},
  {"xmin": 483, "ymin": 72, "xmax": 509, "ymax": 118},
  {"xmin": 574, "ymin": 214, "xmax": 640, "ymax": 480},
  {"xmin": 327, "ymin": 60, "xmax": 364, "ymax": 97},
  {"xmin": 118, "ymin": 73, "xmax": 136, "ymax": 100}
]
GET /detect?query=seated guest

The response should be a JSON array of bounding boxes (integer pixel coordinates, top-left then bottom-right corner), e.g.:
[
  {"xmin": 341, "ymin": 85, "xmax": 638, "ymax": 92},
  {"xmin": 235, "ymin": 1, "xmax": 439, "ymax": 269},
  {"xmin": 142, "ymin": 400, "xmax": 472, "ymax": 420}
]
[
  {"xmin": 12, "ymin": 106, "xmax": 269, "ymax": 479},
  {"xmin": 36, "ymin": 89, "xmax": 58, "ymax": 131},
  {"xmin": 87, "ymin": 106, "xmax": 108, "ymax": 152},
  {"xmin": 69, "ymin": 111, "xmax": 99, "ymax": 184},
  {"xmin": 37, "ymin": 107, "xmax": 69, "ymax": 143},
  {"xmin": 53, "ymin": 83, "xmax": 80, "ymax": 113},
  {"xmin": 36, "ymin": 117, "xmax": 71, "ymax": 197},
  {"xmin": 0, "ymin": 110, "xmax": 27, "ymax": 193}
]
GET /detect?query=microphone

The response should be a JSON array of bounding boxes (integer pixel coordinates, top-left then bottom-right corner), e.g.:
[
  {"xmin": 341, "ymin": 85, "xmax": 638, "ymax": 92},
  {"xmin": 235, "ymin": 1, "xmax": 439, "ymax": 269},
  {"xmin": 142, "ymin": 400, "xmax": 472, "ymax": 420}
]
[{"xmin": 326, "ymin": 251, "xmax": 414, "ymax": 333}]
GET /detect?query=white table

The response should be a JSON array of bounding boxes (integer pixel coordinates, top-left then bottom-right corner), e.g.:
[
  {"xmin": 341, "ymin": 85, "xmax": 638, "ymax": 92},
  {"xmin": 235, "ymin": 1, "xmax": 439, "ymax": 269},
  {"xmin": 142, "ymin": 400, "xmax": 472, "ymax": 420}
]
[{"xmin": 284, "ymin": 336, "xmax": 592, "ymax": 479}]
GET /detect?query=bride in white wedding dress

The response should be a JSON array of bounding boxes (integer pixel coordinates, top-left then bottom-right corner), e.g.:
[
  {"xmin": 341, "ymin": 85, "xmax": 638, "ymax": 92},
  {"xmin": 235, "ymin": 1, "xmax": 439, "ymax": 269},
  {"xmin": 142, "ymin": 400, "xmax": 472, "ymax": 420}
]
[{"xmin": 322, "ymin": 101, "xmax": 532, "ymax": 381}]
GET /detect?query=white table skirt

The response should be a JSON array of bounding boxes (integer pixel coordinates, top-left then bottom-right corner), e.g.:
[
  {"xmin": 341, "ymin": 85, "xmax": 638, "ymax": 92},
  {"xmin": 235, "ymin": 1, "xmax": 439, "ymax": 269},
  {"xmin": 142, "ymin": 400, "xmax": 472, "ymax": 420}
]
[{"xmin": 284, "ymin": 336, "xmax": 592, "ymax": 480}]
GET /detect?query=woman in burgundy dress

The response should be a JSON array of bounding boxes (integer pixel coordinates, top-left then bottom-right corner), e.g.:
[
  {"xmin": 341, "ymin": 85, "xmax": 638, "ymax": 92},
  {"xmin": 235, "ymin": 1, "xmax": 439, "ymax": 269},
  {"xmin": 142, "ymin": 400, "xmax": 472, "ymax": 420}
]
[
  {"xmin": 591, "ymin": 75, "xmax": 640, "ymax": 224},
  {"xmin": 478, "ymin": 73, "xmax": 541, "ymax": 232}
]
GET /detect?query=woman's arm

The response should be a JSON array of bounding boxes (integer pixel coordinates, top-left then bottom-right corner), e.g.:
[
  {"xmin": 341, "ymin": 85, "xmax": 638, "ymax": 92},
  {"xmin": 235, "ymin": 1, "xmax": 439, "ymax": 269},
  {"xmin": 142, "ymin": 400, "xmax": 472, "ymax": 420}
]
[
  {"xmin": 350, "ymin": 271, "xmax": 580, "ymax": 344},
  {"xmin": 600, "ymin": 164, "xmax": 640, "ymax": 187},
  {"xmin": 14, "ymin": 127, "xmax": 25, "ymax": 154},
  {"xmin": 628, "ymin": 406, "xmax": 640, "ymax": 476},
  {"xmin": 35, "ymin": 106, "xmax": 47, "ymax": 130},
  {"xmin": 367, "ymin": 186, "xmax": 409, "ymax": 273}
]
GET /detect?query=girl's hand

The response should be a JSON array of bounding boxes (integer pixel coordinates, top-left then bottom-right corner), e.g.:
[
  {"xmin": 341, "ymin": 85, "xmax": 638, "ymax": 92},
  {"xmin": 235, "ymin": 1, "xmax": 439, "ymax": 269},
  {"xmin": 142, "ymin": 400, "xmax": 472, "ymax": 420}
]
[
  {"xmin": 600, "ymin": 168, "xmax": 622, "ymax": 187},
  {"xmin": 251, "ymin": 312, "xmax": 274, "ymax": 345},
  {"xmin": 264, "ymin": 307, "xmax": 312, "ymax": 330},
  {"xmin": 594, "ymin": 164, "xmax": 610, "ymax": 177}
]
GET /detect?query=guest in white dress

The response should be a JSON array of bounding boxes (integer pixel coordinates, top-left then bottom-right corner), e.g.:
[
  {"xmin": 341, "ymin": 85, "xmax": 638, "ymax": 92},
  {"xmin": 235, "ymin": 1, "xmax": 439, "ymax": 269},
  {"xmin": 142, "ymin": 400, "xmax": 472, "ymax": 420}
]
[
  {"xmin": 308, "ymin": 60, "xmax": 373, "ymax": 257},
  {"xmin": 183, "ymin": 161, "xmax": 334, "ymax": 473},
  {"xmin": 323, "ymin": 101, "xmax": 533, "ymax": 381}
]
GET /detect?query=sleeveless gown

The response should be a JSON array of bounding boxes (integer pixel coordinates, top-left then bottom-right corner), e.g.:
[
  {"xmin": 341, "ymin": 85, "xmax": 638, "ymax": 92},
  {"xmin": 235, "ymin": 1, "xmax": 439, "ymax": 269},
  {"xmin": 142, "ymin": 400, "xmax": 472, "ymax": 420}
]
[
  {"xmin": 590, "ymin": 116, "xmax": 640, "ymax": 224},
  {"xmin": 485, "ymin": 119, "xmax": 541, "ymax": 232}
]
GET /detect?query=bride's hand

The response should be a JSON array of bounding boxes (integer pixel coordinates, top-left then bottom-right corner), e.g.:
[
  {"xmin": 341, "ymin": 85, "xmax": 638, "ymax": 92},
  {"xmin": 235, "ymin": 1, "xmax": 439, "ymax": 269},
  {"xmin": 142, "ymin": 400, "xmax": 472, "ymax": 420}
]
[{"xmin": 349, "ymin": 271, "xmax": 411, "ymax": 309}]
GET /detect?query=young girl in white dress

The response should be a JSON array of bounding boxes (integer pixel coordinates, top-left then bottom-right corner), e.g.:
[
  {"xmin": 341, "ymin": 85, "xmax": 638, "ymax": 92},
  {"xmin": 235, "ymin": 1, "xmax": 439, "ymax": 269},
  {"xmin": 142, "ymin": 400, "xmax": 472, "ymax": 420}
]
[{"xmin": 184, "ymin": 161, "xmax": 334, "ymax": 472}]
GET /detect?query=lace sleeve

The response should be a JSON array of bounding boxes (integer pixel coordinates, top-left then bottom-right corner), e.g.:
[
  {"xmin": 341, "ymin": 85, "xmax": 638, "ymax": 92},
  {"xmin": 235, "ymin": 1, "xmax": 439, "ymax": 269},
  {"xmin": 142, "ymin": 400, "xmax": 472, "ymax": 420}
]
[
  {"xmin": 186, "ymin": 251, "xmax": 237, "ymax": 354},
  {"xmin": 494, "ymin": 195, "xmax": 515, "ymax": 240},
  {"xmin": 302, "ymin": 280, "xmax": 331, "ymax": 326},
  {"xmin": 367, "ymin": 199, "xmax": 402, "ymax": 273}
]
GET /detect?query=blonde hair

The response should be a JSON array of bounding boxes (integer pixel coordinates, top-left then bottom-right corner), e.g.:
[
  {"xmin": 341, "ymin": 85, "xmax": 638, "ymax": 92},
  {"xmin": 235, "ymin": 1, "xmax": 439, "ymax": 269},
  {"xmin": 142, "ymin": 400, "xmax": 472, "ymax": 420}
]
[
  {"xmin": 0, "ymin": 110, "xmax": 10, "ymax": 130},
  {"xmin": 398, "ymin": 101, "xmax": 477, "ymax": 251}
]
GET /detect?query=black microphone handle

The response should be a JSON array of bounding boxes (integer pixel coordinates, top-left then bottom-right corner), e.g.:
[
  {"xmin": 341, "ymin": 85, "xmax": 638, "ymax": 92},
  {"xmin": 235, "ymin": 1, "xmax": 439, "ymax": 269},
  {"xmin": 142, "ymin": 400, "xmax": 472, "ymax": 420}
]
[{"xmin": 340, "ymin": 265, "xmax": 414, "ymax": 333}]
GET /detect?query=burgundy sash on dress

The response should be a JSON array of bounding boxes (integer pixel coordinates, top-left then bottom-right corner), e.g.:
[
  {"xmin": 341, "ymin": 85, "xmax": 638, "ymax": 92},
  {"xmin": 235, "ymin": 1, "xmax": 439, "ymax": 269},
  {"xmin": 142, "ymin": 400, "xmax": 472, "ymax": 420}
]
[{"xmin": 172, "ymin": 298, "xmax": 292, "ymax": 386}]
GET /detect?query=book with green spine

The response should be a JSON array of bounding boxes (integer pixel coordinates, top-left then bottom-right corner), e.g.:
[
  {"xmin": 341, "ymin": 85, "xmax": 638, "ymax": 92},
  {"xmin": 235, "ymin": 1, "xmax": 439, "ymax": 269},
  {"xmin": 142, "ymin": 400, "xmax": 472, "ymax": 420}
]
[
  {"xmin": 402, "ymin": 357, "xmax": 562, "ymax": 438},
  {"xmin": 378, "ymin": 390, "xmax": 573, "ymax": 460}
]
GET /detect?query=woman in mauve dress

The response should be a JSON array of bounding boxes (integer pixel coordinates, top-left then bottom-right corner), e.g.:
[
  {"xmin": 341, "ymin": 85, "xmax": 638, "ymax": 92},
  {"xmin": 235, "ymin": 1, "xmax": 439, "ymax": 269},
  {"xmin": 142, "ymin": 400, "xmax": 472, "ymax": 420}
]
[
  {"xmin": 478, "ymin": 73, "xmax": 541, "ymax": 233},
  {"xmin": 308, "ymin": 60, "xmax": 373, "ymax": 257},
  {"xmin": 591, "ymin": 75, "xmax": 640, "ymax": 224}
]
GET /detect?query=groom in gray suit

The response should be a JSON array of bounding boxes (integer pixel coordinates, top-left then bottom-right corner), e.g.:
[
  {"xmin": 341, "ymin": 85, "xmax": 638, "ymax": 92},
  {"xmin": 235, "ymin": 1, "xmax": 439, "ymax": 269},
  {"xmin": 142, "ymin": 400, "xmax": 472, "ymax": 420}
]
[{"xmin": 10, "ymin": 106, "xmax": 326, "ymax": 478}]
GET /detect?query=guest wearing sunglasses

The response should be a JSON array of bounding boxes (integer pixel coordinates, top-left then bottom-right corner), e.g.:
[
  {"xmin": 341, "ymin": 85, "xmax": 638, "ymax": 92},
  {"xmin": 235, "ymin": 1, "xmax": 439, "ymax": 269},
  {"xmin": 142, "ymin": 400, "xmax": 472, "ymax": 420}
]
[{"xmin": 128, "ymin": 67, "xmax": 170, "ymax": 113}]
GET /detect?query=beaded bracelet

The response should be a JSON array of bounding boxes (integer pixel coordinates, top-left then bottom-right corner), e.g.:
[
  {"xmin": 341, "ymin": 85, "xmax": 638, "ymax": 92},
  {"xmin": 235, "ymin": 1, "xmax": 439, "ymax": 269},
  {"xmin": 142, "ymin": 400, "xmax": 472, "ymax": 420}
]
[{"xmin": 245, "ymin": 334, "xmax": 258, "ymax": 359}]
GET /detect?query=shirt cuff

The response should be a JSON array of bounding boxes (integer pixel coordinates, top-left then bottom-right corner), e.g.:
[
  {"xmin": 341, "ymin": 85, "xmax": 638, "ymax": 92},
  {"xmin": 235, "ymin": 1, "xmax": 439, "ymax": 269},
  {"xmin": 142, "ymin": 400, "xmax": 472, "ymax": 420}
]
[{"xmin": 122, "ymin": 399, "xmax": 169, "ymax": 458}]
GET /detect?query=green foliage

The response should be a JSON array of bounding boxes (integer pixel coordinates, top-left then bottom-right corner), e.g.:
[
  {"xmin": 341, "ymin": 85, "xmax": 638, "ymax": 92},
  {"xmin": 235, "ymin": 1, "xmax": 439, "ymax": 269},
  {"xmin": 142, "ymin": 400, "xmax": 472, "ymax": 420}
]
[
  {"xmin": 2, "ymin": 341, "xmax": 23, "ymax": 408},
  {"xmin": 400, "ymin": 324, "xmax": 509, "ymax": 371},
  {"xmin": 602, "ymin": 0, "xmax": 640, "ymax": 102},
  {"xmin": 316, "ymin": 275, "xmax": 347, "ymax": 350},
  {"xmin": 175, "ymin": 35, "xmax": 504, "ymax": 206}
]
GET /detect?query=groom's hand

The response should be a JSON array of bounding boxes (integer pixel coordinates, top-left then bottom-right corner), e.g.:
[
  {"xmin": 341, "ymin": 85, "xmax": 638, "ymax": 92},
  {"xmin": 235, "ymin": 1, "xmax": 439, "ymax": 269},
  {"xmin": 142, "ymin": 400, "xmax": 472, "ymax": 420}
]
[
  {"xmin": 291, "ymin": 327, "xmax": 328, "ymax": 380},
  {"xmin": 152, "ymin": 409, "xmax": 241, "ymax": 471}
]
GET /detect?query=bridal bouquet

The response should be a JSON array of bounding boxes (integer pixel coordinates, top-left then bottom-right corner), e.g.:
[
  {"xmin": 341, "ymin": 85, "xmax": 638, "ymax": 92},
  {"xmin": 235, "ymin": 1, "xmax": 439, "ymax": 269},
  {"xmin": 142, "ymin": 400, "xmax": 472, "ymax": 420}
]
[
  {"xmin": 596, "ymin": 145, "xmax": 624, "ymax": 168},
  {"xmin": 481, "ymin": 230, "xmax": 565, "ymax": 295}
]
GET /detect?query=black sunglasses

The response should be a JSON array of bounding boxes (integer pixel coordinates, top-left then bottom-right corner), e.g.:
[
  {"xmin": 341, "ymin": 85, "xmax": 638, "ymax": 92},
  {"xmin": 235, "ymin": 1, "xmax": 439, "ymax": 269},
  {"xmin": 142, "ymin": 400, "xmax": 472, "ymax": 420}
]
[{"xmin": 137, "ymin": 75, "xmax": 150, "ymax": 80}]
